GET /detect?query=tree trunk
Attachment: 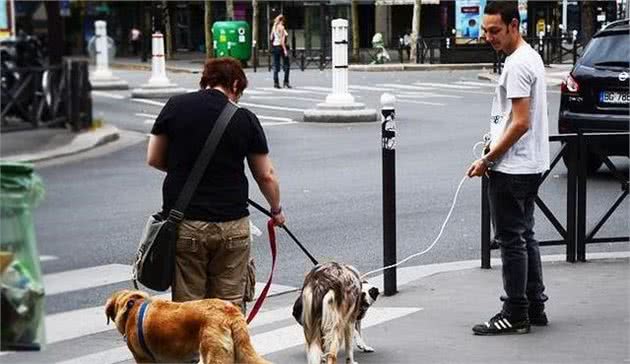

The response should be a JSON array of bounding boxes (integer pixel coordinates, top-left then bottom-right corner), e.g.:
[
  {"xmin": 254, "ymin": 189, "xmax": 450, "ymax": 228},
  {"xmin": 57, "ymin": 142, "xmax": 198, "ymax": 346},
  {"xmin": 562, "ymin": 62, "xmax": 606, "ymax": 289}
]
[
  {"xmin": 580, "ymin": 1, "xmax": 595, "ymax": 45},
  {"xmin": 45, "ymin": 1, "xmax": 65, "ymax": 65},
  {"xmin": 205, "ymin": 0, "xmax": 214, "ymax": 58},
  {"xmin": 226, "ymin": 0, "xmax": 234, "ymax": 20},
  {"xmin": 252, "ymin": 0, "xmax": 258, "ymax": 57},
  {"xmin": 162, "ymin": 1, "xmax": 173, "ymax": 60},
  {"xmin": 410, "ymin": 0, "xmax": 422, "ymax": 63},
  {"xmin": 351, "ymin": 0, "xmax": 360, "ymax": 63}
]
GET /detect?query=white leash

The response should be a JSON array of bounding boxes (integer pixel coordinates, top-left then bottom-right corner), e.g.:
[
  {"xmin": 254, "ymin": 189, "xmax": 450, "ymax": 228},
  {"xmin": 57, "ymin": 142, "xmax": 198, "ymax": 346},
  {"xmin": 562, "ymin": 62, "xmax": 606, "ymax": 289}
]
[{"xmin": 360, "ymin": 136, "xmax": 491, "ymax": 280}]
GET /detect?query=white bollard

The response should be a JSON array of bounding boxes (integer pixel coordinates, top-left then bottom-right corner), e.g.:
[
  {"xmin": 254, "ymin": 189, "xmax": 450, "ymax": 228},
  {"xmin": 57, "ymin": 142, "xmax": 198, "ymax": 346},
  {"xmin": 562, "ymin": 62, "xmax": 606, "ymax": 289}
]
[
  {"xmin": 147, "ymin": 32, "xmax": 173, "ymax": 87},
  {"xmin": 131, "ymin": 32, "xmax": 186, "ymax": 98},
  {"xmin": 92, "ymin": 20, "xmax": 112, "ymax": 79},
  {"xmin": 325, "ymin": 19, "xmax": 354, "ymax": 105},
  {"xmin": 90, "ymin": 21, "xmax": 128, "ymax": 90},
  {"xmin": 303, "ymin": 18, "xmax": 377, "ymax": 123}
]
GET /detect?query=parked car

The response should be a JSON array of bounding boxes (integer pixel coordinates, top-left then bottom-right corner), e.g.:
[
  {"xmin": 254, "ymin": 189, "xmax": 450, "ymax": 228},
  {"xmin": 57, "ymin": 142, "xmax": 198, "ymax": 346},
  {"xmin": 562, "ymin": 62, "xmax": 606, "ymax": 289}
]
[{"xmin": 558, "ymin": 19, "xmax": 629, "ymax": 173}]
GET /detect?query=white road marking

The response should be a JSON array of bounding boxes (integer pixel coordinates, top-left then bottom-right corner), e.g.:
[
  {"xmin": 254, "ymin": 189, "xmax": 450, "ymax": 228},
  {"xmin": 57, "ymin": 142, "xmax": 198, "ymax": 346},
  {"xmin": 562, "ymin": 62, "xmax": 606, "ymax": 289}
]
[
  {"xmin": 377, "ymin": 83, "xmax": 434, "ymax": 91},
  {"xmin": 256, "ymin": 87, "xmax": 313, "ymax": 94},
  {"xmin": 249, "ymin": 95, "xmax": 323, "ymax": 103},
  {"xmin": 456, "ymin": 81, "xmax": 497, "ymax": 88},
  {"xmin": 414, "ymin": 82, "xmax": 479, "ymax": 90},
  {"xmin": 91, "ymin": 91, "xmax": 125, "ymax": 100},
  {"xmin": 40, "ymin": 255, "xmax": 58, "ymax": 262},
  {"xmin": 395, "ymin": 92, "xmax": 463, "ymax": 99},
  {"xmin": 55, "ymin": 306, "xmax": 421, "ymax": 364},
  {"xmin": 244, "ymin": 89, "xmax": 272, "ymax": 95},
  {"xmin": 135, "ymin": 113, "xmax": 158, "ymax": 119},
  {"xmin": 302, "ymin": 86, "xmax": 332, "ymax": 92},
  {"xmin": 252, "ymin": 307, "xmax": 423, "ymax": 356},
  {"xmin": 144, "ymin": 119, "xmax": 155, "ymax": 124},
  {"xmin": 396, "ymin": 99, "xmax": 446, "ymax": 106},
  {"xmin": 239, "ymin": 102, "xmax": 305, "ymax": 113},
  {"xmin": 130, "ymin": 98, "xmax": 166, "ymax": 107},
  {"xmin": 258, "ymin": 115, "xmax": 295, "ymax": 123},
  {"xmin": 349, "ymin": 85, "xmax": 395, "ymax": 92},
  {"xmin": 43, "ymin": 264, "xmax": 132, "ymax": 296}
]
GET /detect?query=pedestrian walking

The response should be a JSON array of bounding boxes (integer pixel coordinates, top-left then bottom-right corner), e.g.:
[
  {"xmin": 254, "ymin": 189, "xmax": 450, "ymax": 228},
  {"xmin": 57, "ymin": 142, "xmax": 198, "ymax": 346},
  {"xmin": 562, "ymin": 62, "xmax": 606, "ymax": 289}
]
[
  {"xmin": 270, "ymin": 14, "xmax": 291, "ymax": 89},
  {"xmin": 147, "ymin": 57, "xmax": 286, "ymax": 313},
  {"xmin": 466, "ymin": 1, "xmax": 550, "ymax": 335},
  {"xmin": 129, "ymin": 26, "xmax": 141, "ymax": 56}
]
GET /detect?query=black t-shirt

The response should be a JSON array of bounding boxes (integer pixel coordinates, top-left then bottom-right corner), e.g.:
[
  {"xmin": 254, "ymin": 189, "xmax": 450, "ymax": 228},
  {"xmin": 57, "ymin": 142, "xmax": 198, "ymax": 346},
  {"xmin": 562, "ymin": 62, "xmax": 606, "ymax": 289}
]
[{"xmin": 151, "ymin": 89, "xmax": 269, "ymax": 222}]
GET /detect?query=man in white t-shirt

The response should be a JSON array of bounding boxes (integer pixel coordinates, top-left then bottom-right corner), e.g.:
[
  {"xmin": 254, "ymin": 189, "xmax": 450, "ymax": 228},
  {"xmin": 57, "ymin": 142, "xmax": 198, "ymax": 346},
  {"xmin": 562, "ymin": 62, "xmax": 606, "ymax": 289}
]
[{"xmin": 467, "ymin": 1, "xmax": 550, "ymax": 336}]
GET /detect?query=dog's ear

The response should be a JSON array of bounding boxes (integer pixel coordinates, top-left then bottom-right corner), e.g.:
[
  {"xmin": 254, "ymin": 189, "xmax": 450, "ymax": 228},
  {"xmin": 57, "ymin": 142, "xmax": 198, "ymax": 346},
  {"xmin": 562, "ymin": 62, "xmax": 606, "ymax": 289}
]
[{"xmin": 105, "ymin": 297, "xmax": 116, "ymax": 325}]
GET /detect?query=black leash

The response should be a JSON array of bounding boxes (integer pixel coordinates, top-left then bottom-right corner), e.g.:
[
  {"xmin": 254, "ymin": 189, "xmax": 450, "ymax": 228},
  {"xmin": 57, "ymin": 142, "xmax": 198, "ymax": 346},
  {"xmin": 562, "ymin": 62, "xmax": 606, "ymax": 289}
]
[{"xmin": 247, "ymin": 199, "xmax": 319, "ymax": 265}]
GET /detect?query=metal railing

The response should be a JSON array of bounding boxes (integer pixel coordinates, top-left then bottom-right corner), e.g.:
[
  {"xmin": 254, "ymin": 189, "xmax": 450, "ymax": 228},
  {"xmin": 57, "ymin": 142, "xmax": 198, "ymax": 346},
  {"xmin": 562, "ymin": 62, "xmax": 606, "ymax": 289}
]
[
  {"xmin": 1, "ymin": 58, "xmax": 92, "ymax": 132},
  {"xmin": 481, "ymin": 132, "xmax": 629, "ymax": 267}
]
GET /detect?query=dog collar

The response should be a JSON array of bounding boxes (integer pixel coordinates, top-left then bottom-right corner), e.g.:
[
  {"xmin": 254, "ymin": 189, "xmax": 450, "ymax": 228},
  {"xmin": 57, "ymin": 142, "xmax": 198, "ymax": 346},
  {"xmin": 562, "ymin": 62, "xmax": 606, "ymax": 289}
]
[{"xmin": 137, "ymin": 301, "xmax": 157, "ymax": 362}]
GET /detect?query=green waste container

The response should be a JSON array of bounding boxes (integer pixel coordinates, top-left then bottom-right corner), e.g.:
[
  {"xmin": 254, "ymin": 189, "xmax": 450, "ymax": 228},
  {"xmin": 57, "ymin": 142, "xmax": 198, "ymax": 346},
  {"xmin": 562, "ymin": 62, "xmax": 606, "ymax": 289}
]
[
  {"xmin": 0, "ymin": 161, "xmax": 46, "ymax": 351},
  {"xmin": 212, "ymin": 21, "xmax": 252, "ymax": 62}
]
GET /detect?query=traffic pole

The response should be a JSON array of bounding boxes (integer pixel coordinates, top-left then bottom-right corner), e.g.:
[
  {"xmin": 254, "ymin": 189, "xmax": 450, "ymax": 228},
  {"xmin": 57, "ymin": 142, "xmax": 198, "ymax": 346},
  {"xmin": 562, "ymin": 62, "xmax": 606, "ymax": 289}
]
[{"xmin": 381, "ymin": 92, "xmax": 397, "ymax": 296}]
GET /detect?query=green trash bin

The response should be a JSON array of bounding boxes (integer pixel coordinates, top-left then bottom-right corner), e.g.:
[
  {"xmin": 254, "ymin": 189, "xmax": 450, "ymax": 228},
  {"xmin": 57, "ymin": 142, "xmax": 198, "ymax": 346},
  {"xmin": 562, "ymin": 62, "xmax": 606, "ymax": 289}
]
[
  {"xmin": 0, "ymin": 161, "xmax": 46, "ymax": 351},
  {"xmin": 212, "ymin": 21, "xmax": 252, "ymax": 62}
]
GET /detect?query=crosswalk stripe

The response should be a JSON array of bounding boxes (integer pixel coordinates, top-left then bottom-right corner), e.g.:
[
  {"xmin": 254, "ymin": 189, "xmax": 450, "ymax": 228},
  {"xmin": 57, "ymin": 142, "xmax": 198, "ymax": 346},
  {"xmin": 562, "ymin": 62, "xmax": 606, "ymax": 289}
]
[
  {"xmin": 40, "ymin": 255, "xmax": 58, "ymax": 262},
  {"xmin": 377, "ymin": 83, "xmax": 434, "ymax": 91},
  {"xmin": 57, "ymin": 306, "xmax": 421, "ymax": 363},
  {"xmin": 135, "ymin": 113, "xmax": 158, "ymax": 119},
  {"xmin": 244, "ymin": 89, "xmax": 272, "ymax": 95},
  {"xmin": 396, "ymin": 92, "xmax": 463, "ymax": 99},
  {"xmin": 349, "ymin": 85, "xmax": 394, "ymax": 92},
  {"xmin": 238, "ymin": 102, "xmax": 305, "ymax": 113},
  {"xmin": 45, "ymin": 282, "xmax": 295, "ymax": 345},
  {"xmin": 252, "ymin": 306, "xmax": 423, "ymax": 356},
  {"xmin": 414, "ymin": 82, "xmax": 479, "ymax": 90},
  {"xmin": 258, "ymin": 115, "xmax": 295, "ymax": 123},
  {"xmin": 91, "ymin": 91, "xmax": 125, "ymax": 100},
  {"xmin": 456, "ymin": 81, "xmax": 497, "ymax": 88},
  {"xmin": 130, "ymin": 98, "xmax": 166, "ymax": 107},
  {"xmin": 396, "ymin": 99, "xmax": 446, "ymax": 106},
  {"xmin": 44, "ymin": 264, "xmax": 132, "ymax": 296}
]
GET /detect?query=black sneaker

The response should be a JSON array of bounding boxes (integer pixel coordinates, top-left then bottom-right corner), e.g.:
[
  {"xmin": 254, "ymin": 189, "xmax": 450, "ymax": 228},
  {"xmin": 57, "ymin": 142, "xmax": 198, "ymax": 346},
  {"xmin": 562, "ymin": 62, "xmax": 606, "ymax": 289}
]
[
  {"xmin": 472, "ymin": 313, "xmax": 530, "ymax": 335},
  {"xmin": 283, "ymin": 83, "xmax": 292, "ymax": 89},
  {"xmin": 274, "ymin": 83, "xmax": 281, "ymax": 89},
  {"xmin": 529, "ymin": 311, "xmax": 548, "ymax": 326}
]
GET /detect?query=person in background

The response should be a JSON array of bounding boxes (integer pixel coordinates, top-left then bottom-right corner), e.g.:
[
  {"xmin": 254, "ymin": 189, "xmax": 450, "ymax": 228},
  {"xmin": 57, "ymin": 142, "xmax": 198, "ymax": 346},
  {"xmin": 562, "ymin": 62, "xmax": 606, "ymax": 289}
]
[{"xmin": 270, "ymin": 14, "xmax": 291, "ymax": 89}]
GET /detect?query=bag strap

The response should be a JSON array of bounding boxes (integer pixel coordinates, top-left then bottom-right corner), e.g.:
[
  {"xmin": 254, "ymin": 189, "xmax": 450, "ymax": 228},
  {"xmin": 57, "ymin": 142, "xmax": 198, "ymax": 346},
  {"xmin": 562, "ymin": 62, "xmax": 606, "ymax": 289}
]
[{"xmin": 169, "ymin": 101, "xmax": 239, "ymax": 222}]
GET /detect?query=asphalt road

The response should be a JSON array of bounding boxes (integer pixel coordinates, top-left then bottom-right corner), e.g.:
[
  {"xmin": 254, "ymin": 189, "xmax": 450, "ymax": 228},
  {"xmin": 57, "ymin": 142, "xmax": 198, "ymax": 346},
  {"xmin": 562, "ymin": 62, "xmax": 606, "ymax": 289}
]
[{"xmin": 34, "ymin": 68, "xmax": 629, "ymax": 315}]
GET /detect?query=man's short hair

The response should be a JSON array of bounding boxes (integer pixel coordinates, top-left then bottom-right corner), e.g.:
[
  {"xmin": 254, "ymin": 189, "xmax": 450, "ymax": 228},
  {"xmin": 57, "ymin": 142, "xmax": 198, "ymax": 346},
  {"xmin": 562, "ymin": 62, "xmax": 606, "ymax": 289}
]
[
  {"xmin": 484, "ymin": 1, "xmax": 520, "ymax": 27},
  {"xmin": 199, "ymin": 57, "xmax": 248, "ymax": 95}
]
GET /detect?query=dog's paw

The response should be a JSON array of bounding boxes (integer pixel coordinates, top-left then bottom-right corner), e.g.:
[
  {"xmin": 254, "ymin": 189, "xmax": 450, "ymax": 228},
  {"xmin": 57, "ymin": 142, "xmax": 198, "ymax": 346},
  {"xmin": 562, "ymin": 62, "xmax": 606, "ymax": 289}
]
[{"xmin": 356, "ymin": 343, "xmax": 374, "ymax": 353}]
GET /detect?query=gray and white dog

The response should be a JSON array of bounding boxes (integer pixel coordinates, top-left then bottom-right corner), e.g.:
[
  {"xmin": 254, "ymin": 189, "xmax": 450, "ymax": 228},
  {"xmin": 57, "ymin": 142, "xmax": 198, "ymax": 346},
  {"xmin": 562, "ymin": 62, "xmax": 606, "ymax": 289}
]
[{"xmin": 292, "ymin": 262, "xmax": 380, "ymax": 364}]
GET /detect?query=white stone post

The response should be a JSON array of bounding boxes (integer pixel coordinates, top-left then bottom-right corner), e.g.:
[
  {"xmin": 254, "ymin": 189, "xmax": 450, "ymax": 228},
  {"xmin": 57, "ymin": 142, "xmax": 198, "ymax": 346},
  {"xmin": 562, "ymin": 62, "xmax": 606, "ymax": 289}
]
[
  {"xmin": 90, "ymin": 21, "xmax": 128, "ymax": 90},
  {"xmin": 93, "ymin": 21, "xmax": 112, "ymax": 79},
  {"xmin": 148, "ymin": 32, "xmax": 172, "ymax": 87},
  {"xmin": 303, "ymin": 18, "xmax": 376, "ymax": 123},
  {"xmin": 326, "ymin": 19, "xmax": 354, "ymax": 105},
  {"xmin": 132, "ymin": 32, "xmax": 185, "ymax": 98}
]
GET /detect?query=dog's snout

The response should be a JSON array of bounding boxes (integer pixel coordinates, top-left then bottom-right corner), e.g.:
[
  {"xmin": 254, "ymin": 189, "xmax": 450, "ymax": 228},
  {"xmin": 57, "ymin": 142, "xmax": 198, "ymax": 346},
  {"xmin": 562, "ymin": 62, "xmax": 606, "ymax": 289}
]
[{"xmin": 369, "ymin": 287, "xmax": 380, "ymax": 300}]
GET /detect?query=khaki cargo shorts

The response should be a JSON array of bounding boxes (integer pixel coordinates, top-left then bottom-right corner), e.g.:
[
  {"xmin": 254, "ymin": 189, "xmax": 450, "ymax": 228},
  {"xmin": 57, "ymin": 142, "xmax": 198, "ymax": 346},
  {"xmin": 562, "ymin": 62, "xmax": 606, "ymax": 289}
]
[{"xmin": 172, "ymin": 216, "xmax": 252, "ymax": 312}]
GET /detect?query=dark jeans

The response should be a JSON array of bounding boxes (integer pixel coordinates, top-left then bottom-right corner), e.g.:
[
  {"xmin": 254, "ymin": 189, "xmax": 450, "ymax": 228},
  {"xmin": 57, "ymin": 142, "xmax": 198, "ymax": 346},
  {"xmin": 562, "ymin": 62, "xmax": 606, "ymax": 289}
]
[
  {"xmin": 488, "ymin": 170, "xmax": 548, "ymax": 320},
  {"xmin": 272, "ymin": 46, "xmax": 290, "ymax": 85}
]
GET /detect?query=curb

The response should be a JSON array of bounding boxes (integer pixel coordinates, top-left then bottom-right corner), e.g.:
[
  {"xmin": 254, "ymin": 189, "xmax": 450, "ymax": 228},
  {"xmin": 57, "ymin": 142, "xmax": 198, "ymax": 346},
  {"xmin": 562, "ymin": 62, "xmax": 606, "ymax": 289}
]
[
  {"xmin": 2, "ymin": 125, "xmax": 120, "ymax": 163},
  {"xmin": 111, "ymin": 62, "xmax": 201, "ymax": 74}
]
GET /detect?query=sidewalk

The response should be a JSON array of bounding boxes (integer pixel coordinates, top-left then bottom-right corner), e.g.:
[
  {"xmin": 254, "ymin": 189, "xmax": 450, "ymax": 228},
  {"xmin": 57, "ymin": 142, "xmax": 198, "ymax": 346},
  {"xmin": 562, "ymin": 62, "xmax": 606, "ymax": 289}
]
[
  {"xmin": 478, "ymin": 63, "xmax": 573, "ymax": 87},
  {"xmin": 262, "ymin": 252, "xmax": 629, "ymax": 364},
  {"xmin": 0, "ymin": 125, "xmax": 120, "ymax": 163}
]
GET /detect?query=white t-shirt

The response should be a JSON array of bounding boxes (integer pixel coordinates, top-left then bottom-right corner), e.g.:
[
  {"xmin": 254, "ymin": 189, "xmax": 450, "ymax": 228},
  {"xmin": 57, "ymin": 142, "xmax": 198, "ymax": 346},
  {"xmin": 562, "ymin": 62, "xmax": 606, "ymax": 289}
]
[{"xmin": 489, "ymin": 43, "xmax": 550, "ymax": 174}]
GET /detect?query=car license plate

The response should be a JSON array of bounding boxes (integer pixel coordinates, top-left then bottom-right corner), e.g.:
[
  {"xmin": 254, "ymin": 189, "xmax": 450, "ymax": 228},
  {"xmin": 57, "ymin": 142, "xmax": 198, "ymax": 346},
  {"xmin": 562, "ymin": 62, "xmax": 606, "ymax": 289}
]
[{"xmin": 599, "ymin": 90, "xmax": 629, "ymax": 104}]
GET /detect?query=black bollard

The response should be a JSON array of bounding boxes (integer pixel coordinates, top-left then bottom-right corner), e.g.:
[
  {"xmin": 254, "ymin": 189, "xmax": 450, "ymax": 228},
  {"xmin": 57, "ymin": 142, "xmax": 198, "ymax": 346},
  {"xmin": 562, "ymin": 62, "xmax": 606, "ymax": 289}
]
[{"xmin": 381, "ymin": 93, "xmax": 397, "ymax": 296}]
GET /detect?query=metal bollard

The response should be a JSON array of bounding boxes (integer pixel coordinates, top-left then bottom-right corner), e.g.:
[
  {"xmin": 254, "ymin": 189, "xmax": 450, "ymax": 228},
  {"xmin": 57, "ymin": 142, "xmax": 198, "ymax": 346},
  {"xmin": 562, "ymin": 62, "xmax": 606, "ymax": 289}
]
[
  {"xmin": 252, "ymin": 40, "xmax": 257, "ymax": 73},
  {"xmin": 381, "ymin": 93, "xmax": 397, "ymax": 296}
]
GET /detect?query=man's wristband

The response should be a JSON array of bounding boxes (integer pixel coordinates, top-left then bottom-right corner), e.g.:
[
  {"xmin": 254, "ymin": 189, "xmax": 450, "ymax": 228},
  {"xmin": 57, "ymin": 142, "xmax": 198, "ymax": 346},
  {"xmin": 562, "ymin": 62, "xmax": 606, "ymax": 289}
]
[{"xmin": 270, "ymin": 206, "xmax": 282, "ymax": 215}]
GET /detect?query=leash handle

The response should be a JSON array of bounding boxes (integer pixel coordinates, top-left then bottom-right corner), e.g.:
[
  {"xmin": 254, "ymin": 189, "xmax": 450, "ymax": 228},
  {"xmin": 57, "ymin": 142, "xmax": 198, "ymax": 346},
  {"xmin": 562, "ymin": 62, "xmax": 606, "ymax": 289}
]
[
  {"xmin": 247, "ymin": 199, "xmax": 319, "ymax": 265},
  {"xmin": 247, "ymin": 219, "xmax": 277, "ymax": 324}
]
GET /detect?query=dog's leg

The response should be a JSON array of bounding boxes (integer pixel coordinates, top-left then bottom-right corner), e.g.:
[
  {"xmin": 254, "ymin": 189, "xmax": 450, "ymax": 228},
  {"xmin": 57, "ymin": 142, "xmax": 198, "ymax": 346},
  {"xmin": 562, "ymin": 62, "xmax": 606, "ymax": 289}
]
[
  {"xmin": 353, "ymin": 321, "xmax": 374, "ymax": 353},
  {"xmin": 199, "ymin": 333, "xmax": 235, "ymax": 364},
  {"xmin": 344, "ymin": 324, "xmax": 357, "ymax": 364},
  {"xmin": 307, "ymin": 339, "xmax": 324, "ymax": 364}
]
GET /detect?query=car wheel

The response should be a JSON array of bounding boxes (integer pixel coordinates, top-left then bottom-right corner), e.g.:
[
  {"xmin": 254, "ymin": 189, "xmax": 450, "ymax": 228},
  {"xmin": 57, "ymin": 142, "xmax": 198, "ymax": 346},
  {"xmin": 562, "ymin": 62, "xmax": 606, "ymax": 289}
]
[{"xmin": 562, "ymin": 152, "xmax": 603, "ymax": 174}]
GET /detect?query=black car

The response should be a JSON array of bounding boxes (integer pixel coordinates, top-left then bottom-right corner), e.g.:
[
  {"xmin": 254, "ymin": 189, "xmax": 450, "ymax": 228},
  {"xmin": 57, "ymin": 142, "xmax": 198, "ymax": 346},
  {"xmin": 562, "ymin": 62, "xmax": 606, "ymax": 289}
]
[{"xmin": 558, "ymin": 19, "xmax": 629, "ymax": 173}]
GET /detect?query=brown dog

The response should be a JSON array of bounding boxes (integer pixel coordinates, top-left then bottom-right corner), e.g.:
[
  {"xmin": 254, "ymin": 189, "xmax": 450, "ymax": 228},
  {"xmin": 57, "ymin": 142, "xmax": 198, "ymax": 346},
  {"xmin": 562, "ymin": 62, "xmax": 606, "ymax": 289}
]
[{"xmin": 105, "ymin": 289, "xmax": 270, "ymax": 364}]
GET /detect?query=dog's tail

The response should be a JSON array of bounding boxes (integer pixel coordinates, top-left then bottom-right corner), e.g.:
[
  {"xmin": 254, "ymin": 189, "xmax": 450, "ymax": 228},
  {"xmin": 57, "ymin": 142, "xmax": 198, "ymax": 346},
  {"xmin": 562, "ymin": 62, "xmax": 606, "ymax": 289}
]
[
  {"xmin": 228, "ymin": 307, "xmax": 272, "ymax": 364},
  {"xmin": 302, "ymin": 286, "xmax": 324, "ymax": 364},
  {"xmin": 320, "ymin": 289, "xmax": 342, "ymax": 362}
]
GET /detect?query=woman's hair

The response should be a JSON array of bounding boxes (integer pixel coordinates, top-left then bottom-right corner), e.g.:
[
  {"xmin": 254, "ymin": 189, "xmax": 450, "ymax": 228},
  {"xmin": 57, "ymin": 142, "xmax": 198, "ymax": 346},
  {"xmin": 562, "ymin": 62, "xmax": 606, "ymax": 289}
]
[
  {"xmin": 199, "ymin": 57, "xmax": 248, "ymax": 95},
  {"xmin": 273, "ymin": 14, "xmax": 285, "ymax": 27}
]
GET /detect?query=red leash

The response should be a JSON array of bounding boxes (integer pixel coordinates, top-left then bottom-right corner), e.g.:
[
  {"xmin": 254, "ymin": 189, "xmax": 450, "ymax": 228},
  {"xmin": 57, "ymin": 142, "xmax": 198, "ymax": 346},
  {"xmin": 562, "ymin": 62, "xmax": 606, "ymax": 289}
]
[{"xmin": 246, "ymin": 219, "xmax": 277, "ymax": 324}]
